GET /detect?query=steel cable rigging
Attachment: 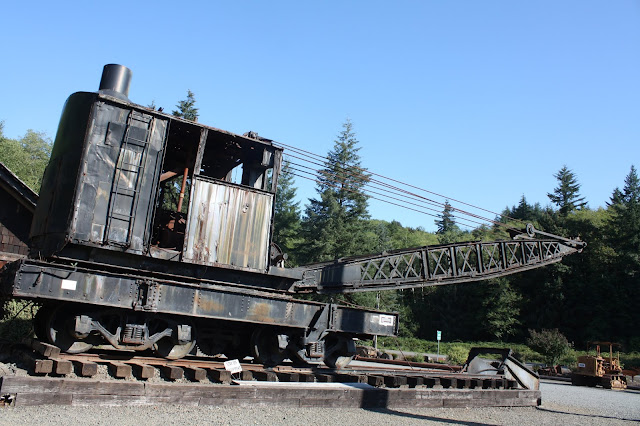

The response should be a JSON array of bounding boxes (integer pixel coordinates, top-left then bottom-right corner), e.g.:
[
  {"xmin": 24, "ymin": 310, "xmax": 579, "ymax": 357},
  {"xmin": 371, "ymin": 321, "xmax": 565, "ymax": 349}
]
[{"xmin": 273, "ymin": 141, "xmax": 527, "ymax": 233}]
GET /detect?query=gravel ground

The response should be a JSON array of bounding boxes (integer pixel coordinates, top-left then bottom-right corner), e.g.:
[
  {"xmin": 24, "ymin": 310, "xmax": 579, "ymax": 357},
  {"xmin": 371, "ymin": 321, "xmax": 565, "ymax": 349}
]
[{"xmin": 0, "ymin": 380, "xmax": 638, "ymax": 425}]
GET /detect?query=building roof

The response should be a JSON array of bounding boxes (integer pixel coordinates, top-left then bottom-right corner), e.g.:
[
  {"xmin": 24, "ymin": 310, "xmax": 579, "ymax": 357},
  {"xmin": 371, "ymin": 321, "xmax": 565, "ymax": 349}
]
[{"xmin": 0, "ymin": 162, "xmax": 39, "ymax": 212}]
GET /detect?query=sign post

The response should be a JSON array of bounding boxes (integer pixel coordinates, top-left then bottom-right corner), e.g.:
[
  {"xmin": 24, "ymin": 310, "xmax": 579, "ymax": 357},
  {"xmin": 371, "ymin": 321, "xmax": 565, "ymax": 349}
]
[{"xmin": 436, "ymin": 330, "xmax": 442, "ymax": 361}]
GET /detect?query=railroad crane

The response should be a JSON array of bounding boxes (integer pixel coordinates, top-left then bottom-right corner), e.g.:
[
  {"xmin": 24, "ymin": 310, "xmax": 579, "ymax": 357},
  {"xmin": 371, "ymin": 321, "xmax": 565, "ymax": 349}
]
[{"xmin": 0, "ymin": 65, "xmax": 585, "ymax": 368}]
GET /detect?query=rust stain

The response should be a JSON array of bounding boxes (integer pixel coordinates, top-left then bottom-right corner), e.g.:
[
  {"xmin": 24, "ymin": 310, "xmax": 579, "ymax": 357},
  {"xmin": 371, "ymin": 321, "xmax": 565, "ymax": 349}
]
[
  {"xmin": 195, "ymin": 293, "xmax": 225, "ymax": 313},
  {"xmin": 247, "ymin": 302, "xmax": 276, "ymax": 323}
]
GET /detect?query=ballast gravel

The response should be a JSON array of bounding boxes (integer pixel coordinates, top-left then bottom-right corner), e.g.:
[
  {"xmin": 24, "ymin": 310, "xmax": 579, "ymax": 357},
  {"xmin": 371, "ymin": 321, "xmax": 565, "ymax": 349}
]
[{"xmin": 0, "ymin": 380, "xmax": 638, "ymax": 425}]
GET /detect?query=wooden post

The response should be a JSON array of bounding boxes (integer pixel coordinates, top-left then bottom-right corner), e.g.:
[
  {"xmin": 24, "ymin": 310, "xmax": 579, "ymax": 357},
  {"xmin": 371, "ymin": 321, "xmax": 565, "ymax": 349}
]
[{"xmin": 176, "ymin": 167, "xmax": 189, "ymax": 212}]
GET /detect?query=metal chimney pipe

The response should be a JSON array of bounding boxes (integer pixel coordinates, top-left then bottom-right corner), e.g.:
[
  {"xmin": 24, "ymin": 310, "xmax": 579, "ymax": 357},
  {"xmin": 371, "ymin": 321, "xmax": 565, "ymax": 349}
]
[{"xmin": 98, "ymin": 64, "xmax": 132, "ymax": 100}]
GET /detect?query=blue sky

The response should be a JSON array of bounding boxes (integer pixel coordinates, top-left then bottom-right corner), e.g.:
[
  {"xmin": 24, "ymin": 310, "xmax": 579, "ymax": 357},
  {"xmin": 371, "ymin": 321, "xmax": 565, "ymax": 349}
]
[{"xmin": 1, "ymin": 1, "xmax": 638, "ymax": 231}]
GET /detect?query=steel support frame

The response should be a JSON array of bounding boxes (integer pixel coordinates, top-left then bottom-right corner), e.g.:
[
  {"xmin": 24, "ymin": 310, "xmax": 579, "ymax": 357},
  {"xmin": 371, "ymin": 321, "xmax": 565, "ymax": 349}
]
[
  {"xmin": 5, "ymin": 259, "xmax": 398, "ymax": 338},
  {"xmin": 300, "ymin": 239, "xmax": 579, "ymax": 293}
]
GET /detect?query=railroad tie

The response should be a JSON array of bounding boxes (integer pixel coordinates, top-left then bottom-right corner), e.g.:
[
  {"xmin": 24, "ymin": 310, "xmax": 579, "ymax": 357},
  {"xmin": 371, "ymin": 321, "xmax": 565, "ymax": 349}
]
[
  {"xmin": 51, "ymin": 359, "xmax": 73, "ymax": 376},
  {"xmin": 315, "ymin": 374, "xmax": 334, "ymax": 383},
  {"xmin": 23, "ymin": 338, "xmax": 61, "ymax": 358},
  {"xmin": 275, "ymin": 372, "xmax": 299, "ymax": 382},
  {"xmin": 161, "ymin": 365, "xmax": 184, "ymax": 381},
  {"xmin": 384, "ymin": 375, "xmax": 408, "ymax": 388},
  {"xmin": 252, "ymin": 370, "xmax": 277, "ymax": 382},
  {"xmin": 72, "ymin": 360, "xmax": 98, "ymax": 377},
  {"xmin": 108, "ymin": 362, "xmax": 132, "ymax": 379},
  {"xmin": 129, "ymin": 363, "xmax": 156, "ymax": 380},
  {"xmin": 425, "ymin": 377, "xmax": 442, "ymax": 388},
  {"xmin": 407, "ymin": 376, "xmax": 424, "ymax": 388},
  {"xmin": 457, "ymin": 378, "xmax": 472, "ymax": 389},
  {"xmin": 185, "ymin": 366, "xmax": 207, "ymax": 382},
  {"xmin": 208, "ymin": 369, "xmax": 232, "ymax": 384},
  {"xmin": 367, "ymin": 375, "xmax": 385, "ymax": 387},
  {"xmin": 32, "ymin": 358, "xmax": 53, "ymax": 375},
  {"xmin": 297, "ymin": 373, "xmax": 315, "ymax": 382},
  {"xmin": 333, "ymin": 373, "xmax": 366, "ymax": 384}
]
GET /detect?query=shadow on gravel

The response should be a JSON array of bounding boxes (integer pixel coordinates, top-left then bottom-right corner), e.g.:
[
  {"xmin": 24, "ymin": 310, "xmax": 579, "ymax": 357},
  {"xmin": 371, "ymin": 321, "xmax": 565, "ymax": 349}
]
[
  {"xmin": 536, "ymin": 406, "xmax": 639, "ymax": 423},
  {"xmin": 366, "ymin": 409, "xmax": 492, "ymax": 425}
]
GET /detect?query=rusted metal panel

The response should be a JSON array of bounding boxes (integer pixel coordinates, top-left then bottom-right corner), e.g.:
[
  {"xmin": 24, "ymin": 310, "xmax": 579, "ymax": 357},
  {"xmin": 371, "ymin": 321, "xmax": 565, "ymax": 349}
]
[
  {"xmin": 183, "ymin": 178, "xmax": 273, "ymax": 271},
  {"xmin": 30, "ymin": 94, "xmax": 167, "ymax": 256},
  {"xmin": 6, "ymin": 259, "xmax": 398, "ymax": 337}
]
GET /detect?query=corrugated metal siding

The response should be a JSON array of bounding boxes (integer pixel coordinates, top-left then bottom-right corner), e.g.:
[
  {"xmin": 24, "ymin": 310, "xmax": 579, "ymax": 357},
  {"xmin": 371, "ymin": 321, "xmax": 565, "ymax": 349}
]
[{"xmin": 183, "ymin": 178, "xmax": 273, "ymax": 271}]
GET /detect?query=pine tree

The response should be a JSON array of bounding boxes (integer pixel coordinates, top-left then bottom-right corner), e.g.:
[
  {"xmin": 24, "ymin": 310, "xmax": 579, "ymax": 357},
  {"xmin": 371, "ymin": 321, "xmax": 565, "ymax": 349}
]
[
  {"xmin": 299, "ymin": 119, "xmax": 372, "ymax": 263},
  {"xmin": 272, "ymin": 160, "xmax": 301, "ymax": 264},
  {"xmin": 607, "ymin": 165, "xmax": 640, "ymax": 270},
  {"xmin": 482, "ymin": 278, "xmax": 522, "ymax": 341},
  {"xmin": 547, "ymin": 166, "xmax": 587, "ymax": 216},
  {"xmin": 435, "ymin": 201, "xmax": 457, "ymax": 234},
  {"xmin": 172, "ymin": 90, "xmax": 199, "ymax": 121}
]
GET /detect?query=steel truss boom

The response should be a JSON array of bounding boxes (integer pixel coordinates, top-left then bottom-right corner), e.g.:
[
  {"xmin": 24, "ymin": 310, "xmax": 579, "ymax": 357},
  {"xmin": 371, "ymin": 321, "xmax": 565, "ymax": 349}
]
[{"xmin": 293, "ymin": 225, "xmax": 585, "ymax": 294}]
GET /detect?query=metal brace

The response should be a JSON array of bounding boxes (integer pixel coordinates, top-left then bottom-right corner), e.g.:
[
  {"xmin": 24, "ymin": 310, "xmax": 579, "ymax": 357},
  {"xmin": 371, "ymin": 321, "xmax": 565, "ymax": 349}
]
[{"xmin": 133, "ymin": 279, "xmax": 160, "ymax": 312}]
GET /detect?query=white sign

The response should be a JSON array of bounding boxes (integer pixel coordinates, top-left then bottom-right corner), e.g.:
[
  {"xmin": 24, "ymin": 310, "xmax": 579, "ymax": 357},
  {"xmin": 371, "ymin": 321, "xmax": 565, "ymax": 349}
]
[
  {"xmin": 437, "ymin": 330, "xmax": 442, "ymax": 341},
  {"xmin": 578, "ymin": 363, "xmax": 585, "ymax": 368},
  {"xmin": 61, "ymin": 279, "xmax": 77, "ymax": 290},
  {"xmin": 224, "ymin": 359, "xmax": 243, "ymax": 374},
  {"xmin": 379, "ymin": 315, "xmax": 395, "ymax": 326}
]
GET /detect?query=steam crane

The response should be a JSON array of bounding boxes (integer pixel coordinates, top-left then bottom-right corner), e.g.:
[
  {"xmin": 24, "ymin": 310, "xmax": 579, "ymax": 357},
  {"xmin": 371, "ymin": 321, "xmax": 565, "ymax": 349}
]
[{"xmin": 1, "ymin": 65, "xmax": 584, "ymax": 368}]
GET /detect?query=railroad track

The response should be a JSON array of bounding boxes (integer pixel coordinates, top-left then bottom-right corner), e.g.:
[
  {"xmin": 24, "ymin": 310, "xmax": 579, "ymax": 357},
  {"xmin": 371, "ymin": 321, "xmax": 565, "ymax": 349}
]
[
  {"xmin": 0, "ymin": 339, "xmax": 541, "ymax": 408},
  {"xmin": 16, "ymin": 338, "xmax": 518, "ymax": 390}
]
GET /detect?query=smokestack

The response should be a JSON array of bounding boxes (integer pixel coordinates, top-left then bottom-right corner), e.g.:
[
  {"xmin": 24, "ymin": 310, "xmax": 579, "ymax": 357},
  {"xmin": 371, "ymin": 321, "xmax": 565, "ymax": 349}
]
[{"xmin": 98, "ymin": 64, "xmax": 132, "ymax": 101}]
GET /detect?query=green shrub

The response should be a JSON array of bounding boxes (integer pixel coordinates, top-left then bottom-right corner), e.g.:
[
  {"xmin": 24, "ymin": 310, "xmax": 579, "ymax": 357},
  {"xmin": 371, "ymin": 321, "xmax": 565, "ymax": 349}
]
[
  {"xmin": 526, "ymin": 329, "xmax": 571, "ymax": 365},
  {"xmin": 447, "ymin": 345, "xmax": 469, "ymax": 365},
  {"xmin": 0, "ymin": 300, "xmax": 36, "ymax": 344},
  {"xmin": 406, "ymin": 354, "xmax": 425, "ymax": 363},
  {"xmin": 621, "ymin": 352, "xmax": 640, "ymax": 368}
]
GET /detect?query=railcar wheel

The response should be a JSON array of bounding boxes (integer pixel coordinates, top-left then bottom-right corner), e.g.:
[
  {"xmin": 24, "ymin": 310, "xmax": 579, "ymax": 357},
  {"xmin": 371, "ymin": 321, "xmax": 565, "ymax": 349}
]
[
  {"xmin": 322, "ymin": 335, "xmax": 355, "ymax": 369},
  {"xmin": 45, "ymin": 305, "xmax": 94, "ymax": 354},
  {"xmin": 152, "ymin": 320, "xmax": 196, "ymax": 360},
  {"xmin": 250, "ymin": 327, "xmax": 290, "ymax": 367},
  {"xmin": 34, "ymin": 305, "xmax": 54, "ymax": 341},
  {"xmin": 154, "ymin": 338, "xmax": 196, "ymax": 359}
]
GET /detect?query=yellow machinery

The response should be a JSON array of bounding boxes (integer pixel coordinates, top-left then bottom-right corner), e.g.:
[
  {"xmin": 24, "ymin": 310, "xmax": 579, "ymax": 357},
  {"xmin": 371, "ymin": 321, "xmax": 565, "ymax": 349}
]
[{"xmin": 571, "ymin": 342, "xmax": 627, "ymax": 389}]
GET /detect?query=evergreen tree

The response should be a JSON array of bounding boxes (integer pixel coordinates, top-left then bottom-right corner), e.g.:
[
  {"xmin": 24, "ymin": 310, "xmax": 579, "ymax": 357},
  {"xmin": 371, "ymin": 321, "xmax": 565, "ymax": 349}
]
[
  {"xmin": 481, "ymin": 278, "xmax": 521, "ymax": 341},
  {"xmin": 272, "ymin": 160, "xmax": 301, "ymax": 264},
  {"xmin": 513, "ymin": 195, "xmax": 533, "ymax": 220},
  {"xmin": 547, "ymin": 166, "xmax": 587, "ymax": 216},
  {"xmin": 435, "ymin": 201, "xmax": 456, "ymax": 234},
  {"xmin": 299, "ymin": 119, "xmax": 372, "ymax": 263},
  {"xmin": 434, "ymin": 201, "xmax": 465, "ymax": 244},
  {"xmin": 606, "ymin": 167, "xmax": 640, "ymax": 344},
  {"xmin": 607, "ymin": 165, "xmax": 640, "ymax": 273},
  {"xmin": 172, "ymin": 90, "xmax": 199, "ymax": 121}
]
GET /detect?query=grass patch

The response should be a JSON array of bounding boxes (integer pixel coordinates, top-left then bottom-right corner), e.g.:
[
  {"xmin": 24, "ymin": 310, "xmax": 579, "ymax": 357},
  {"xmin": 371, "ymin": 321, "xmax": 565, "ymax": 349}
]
[{"xmin": 0, "ymin": 300, "xmax": 36, "ymax": 344}]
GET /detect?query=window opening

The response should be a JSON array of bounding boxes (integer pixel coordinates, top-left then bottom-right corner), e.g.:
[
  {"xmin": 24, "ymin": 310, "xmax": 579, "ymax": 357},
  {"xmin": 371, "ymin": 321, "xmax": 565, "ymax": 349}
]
[
  {"xmin": 151, "ymin": 120, "xmax": 199, "ymax": 250},
  {"xmin": 198, "ymin": 131, "xmax": 275, "ymax": 192}
]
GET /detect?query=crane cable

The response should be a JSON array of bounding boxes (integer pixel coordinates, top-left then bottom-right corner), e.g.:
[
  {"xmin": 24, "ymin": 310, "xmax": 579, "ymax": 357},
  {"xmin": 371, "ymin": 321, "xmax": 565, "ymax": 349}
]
[
  {"xmin": 274, "ymin": 141, "xmax": 526, "ymax": 232},
  {"xmin": 287, "ymin": 163, "xmax": 487, "ymax": 229}
]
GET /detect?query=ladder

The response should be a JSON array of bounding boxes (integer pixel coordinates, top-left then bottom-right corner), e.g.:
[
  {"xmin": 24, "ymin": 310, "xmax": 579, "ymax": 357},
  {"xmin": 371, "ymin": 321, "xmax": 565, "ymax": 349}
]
[{"xmin": 104, "ymin": 111, "xmax": 154, "ymax": 247}]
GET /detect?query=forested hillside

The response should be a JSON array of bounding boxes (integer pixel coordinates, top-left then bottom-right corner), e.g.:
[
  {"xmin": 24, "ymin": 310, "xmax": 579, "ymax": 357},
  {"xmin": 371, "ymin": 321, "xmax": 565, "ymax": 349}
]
[
  {"xmin": 275, "ymin": 120, "xmax": 640, "ymax": 352},
  {"xmin": 1, "ymin": 117, "xmax": 638, "ymax": 352}
]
